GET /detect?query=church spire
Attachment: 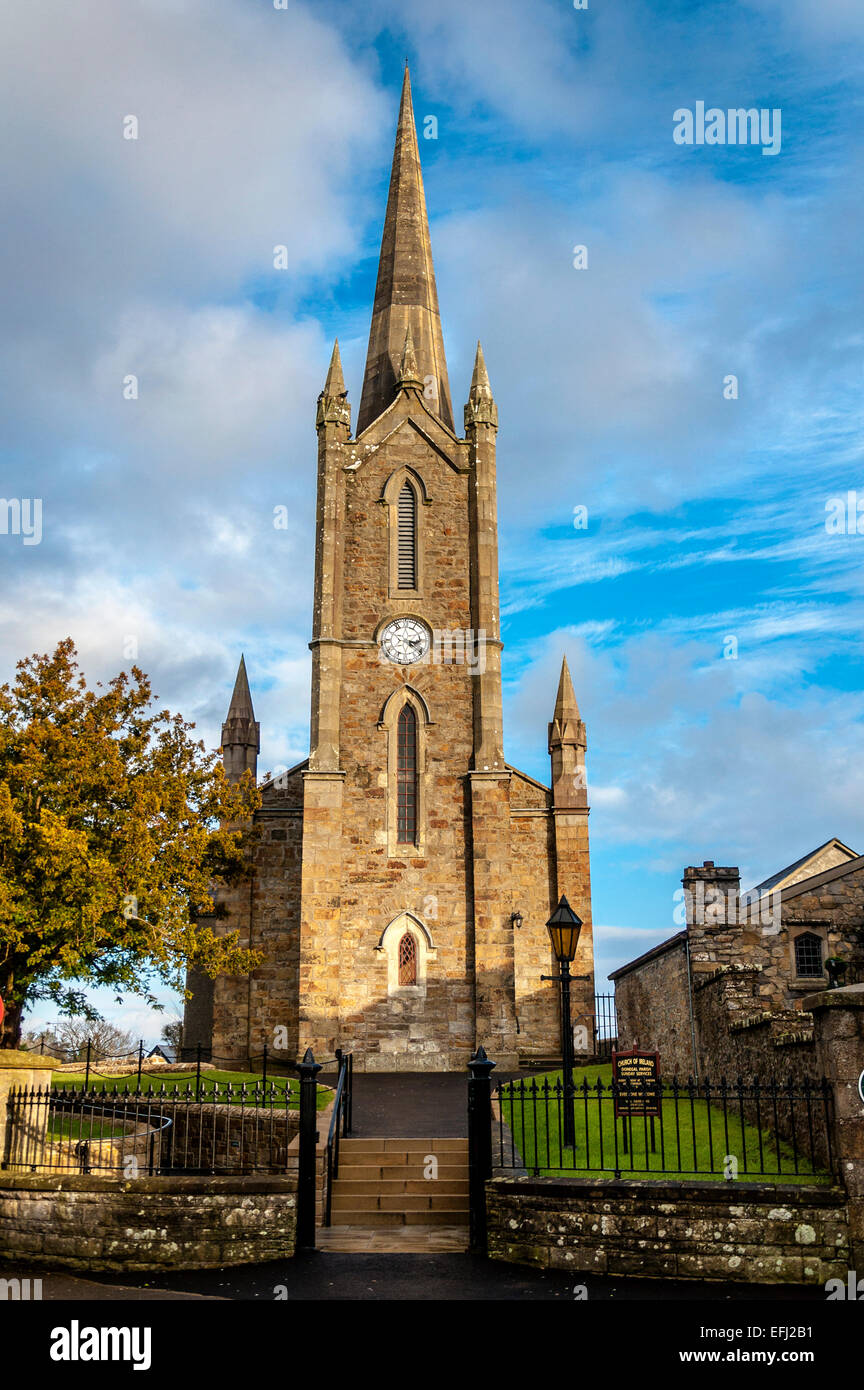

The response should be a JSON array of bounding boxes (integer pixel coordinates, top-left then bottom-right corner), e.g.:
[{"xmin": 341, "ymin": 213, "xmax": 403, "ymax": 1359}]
[
  {"xmin": 464, "ymin": 341, "xmax": 498, "ymax": 431},
  {"xmin": 316, "ymin": 338, "xmax": 350, "ymax": 432},
  {"xmin": 548, "ymin": 657, "xmax": 587, "ymax": 810},
  {"xmin": 323, "ymin": 338, "xmax": 346, "ymax": 396},
  {"xmin": 356, "ymin": 66, "xmax": 454, "ymax": 435},
  {"xmin": 552, "ymin": 655, "xmax": 580, "ymax": 727},
  {"xmin": 222, "ymin": 655, "xmax": 260, "ymax": 784}
]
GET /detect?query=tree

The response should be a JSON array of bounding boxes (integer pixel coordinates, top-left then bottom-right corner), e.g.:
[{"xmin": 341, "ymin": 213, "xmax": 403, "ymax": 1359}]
[
  {"xmin": 28, "ymin": 1017, "xmax": 136, "ymax": 1063},
  {"xmin": 0, "ymin": 640, "xmax": 261, "ymax": 1046},
  {"xmin": 160, "ymin": 1014, "xmax": 184, "ymax": 1051}
]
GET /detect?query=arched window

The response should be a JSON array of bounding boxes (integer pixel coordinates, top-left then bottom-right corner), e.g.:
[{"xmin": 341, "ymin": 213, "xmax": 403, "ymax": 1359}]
[
  {"xmin": 397, "ymin": 481, "xmax": 417, "ymax": 589},
  {"xmin": 396, "ymin": 704, "xmax": 418, "ymax": 843},
  {"xmin": 794, "ymin": 932, "xmax": 823, "ymax": 978},
  {"xmin": 398, "ymin": 932, "xmax": 417, "ymax": 985}
]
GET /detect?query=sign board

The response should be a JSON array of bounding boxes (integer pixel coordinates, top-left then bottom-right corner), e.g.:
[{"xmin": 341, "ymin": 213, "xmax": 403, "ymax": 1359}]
[{"xmin": 612, "ymin": 1048, "xmax": 661, "ymax": 1118}]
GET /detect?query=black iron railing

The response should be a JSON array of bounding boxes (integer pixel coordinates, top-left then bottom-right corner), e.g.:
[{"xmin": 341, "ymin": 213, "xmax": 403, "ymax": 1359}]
[
  {"xmin": 323, "ymin": 1050, "xmax": 353, "ymax": 1227},
  {"xmin": 3, "ymin": 1078, "xmax": 301, "ymax": 1176},
  {"xmin": 493, "ymin": 1073, "xmax": 834, "ymax": 1182},
  {"xmin": 591, "ymin": 993, "xmax": 618, "ymax": 1059}
]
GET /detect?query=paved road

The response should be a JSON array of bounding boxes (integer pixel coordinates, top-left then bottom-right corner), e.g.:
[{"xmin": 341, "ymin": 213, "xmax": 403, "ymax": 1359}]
[{"xmin": 29, "ymin": 1254, "xmax": 822, "ymax": 1302}]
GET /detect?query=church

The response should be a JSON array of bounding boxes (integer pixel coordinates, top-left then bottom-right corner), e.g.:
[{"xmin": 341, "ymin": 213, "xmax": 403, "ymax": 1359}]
[{"xmin": 184, "ymin": 69, "xmax": 595, "ymax": 1072}]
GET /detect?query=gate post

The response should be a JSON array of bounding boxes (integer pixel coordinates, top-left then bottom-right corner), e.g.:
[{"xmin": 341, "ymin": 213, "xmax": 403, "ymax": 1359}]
[
  {"xmin": 806, "ymin": 985, "xmax": 864, "ymax": 1273},
  {"xmin": 467, "ymin": 1045, "xmax": 496, "ymax": 1255},
  {"xmin": 296, "ymin": 1047, "xmax": 322, "ymax": 1251}
]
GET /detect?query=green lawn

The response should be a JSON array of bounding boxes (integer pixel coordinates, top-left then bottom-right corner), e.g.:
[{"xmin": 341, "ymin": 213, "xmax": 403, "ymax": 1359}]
[
  {"xmin": 497, "ymin": 1063, "xmax": 832, "ymax": 1185},
  {"xmin": 51, "ymin": 1068, "xmax": 332, "ymax": 1110},
  {"xmin": 46, "ymin": 1113, "xmax": 131, "ymax": 1142}
]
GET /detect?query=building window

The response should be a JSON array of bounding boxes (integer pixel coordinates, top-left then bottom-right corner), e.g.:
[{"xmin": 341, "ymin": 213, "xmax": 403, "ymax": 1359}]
[
  {"xmin": 397, "ymin": 481, "xmax": 417, "ymax": 589},
  {"xmin": 794, "ymin": 932, "xmax": 823, "ymax": 978},
  {"xmin": 396, "ymin": 704, "xmax": 418, "ymax": 843},
  {"xmin": 398, "ymin": 932, "xmax": 417, "ymax": 985}
]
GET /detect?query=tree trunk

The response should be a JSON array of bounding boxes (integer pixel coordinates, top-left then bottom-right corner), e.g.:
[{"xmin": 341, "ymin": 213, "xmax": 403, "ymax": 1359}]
[{"xmin": 0, "ymin": 1000, "xmax": 23, "ymax": 1049}]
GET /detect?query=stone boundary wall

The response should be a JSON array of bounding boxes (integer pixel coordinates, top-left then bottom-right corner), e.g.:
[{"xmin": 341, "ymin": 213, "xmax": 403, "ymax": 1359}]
[
  {"xmin": 0, "ymin": 1172, "xmax": 298, "ymax": 1272},
  {"xmin": 487, "ymin": 1176, "xmax": 848, "ymax": 1284},
  {"xmin": 693, "ymin": 967, "xmax": 821, "ymax": 1081},
  {"xmin": 612, "ymin": 938, "xmax": 692, "ymax": 1077}
]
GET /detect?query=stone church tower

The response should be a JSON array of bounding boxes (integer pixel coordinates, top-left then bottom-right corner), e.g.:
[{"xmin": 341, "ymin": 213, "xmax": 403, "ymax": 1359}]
[{"xmin": 185, "ymin": 69, "xmax": 595, "ymax": 1071}]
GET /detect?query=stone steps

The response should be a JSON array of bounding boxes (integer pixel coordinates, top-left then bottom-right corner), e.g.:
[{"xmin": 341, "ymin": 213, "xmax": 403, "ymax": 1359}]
[{"xmin": 328, "ymin": 1138, "xmax": 469, "ymax": 1229}]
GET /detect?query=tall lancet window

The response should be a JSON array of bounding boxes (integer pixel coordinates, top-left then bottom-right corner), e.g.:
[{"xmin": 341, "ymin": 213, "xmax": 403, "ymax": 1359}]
[
  {"xmin": 396, "ymin": 703, "xmax": 418, "ymax": 843},
  {"xmin": 398, "ymin": 932, "xmax": 417, "ymax": 985},
  {"xmin": 397, "ymin": 481, "xmax": 417, "ymax": 589}
]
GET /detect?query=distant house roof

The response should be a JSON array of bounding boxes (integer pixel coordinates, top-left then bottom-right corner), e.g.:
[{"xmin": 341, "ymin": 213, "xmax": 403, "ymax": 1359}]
[
  {"xmin": 751, "ymin": 838, "xmax": 858, "ymax": 895},
  {"xmin": 608, "ymin": 931, "xmax": 687, "ymax": 983},
  {"xmin": 148, "ymin": 1045, "xmax": 175, "ymax": 1063}
]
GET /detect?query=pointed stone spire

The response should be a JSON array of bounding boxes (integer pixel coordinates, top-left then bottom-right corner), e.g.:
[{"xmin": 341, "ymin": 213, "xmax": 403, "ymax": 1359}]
[
  {"xmin": 397, "ymin": 325, "xmax": 422, "ymax": 388},
  {"xmin": 323, "ymin": 338, "xmax": 346, "ymax": 395},
  {"xmin": 464, "ymin": 340, "xmax": 498, "ymax": 431},
  {"xmin": 552, "ymin": 655, "xmax": 580, "ymax": 727},
  {"xmin": 228, "ymin": 655, "xmax": 254, "ymax": 719},
  {"xmin": 316, "ymin": 339, "xmax": 351, "ymax": 432},
  {"xmin": 356, "ymin": 67, "xmax": 454, "ymax": 435},
  {"xmin": 548, "ymin": 657, "xmax": 587, "ymax": 810},
  {"xmin": 222, "ymin": 655, "xmax": 260, "ymax": 783}
]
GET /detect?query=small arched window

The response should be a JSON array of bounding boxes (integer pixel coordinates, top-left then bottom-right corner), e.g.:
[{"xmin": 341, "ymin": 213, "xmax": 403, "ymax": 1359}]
[
  {"xmin": 397, "ymin": 481, "xmax": 417, "ymax": 589},
  {"xmin": 794, "ymin": 932, "xmax": 823, "ymax": 978},
  {"xmin": 398, "ymin": 932, "xmax": 417, "ymax": 985},
  {"xmin": 396, "ymin": 704, "xmax": 418, "ymax": 843}
]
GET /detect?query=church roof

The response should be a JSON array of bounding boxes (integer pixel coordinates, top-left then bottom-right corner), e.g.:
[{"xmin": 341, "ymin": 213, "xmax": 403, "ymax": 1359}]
[
  {"xmin": 356, "ymin": 67, "xmax": 454, "ymax": 436},
  {"xmin": 750, "ymin": 837, "xmax": 858, "ymax": 895}
]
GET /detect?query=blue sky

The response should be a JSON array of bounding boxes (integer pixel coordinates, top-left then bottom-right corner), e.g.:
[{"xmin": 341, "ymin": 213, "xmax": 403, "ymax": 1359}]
[{"xmin": 1, "ymin": 0, "xmax": 863, "ymax": 1041}]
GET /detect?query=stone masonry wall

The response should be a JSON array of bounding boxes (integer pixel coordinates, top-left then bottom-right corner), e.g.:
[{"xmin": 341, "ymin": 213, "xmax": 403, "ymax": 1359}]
[
  {"xmin": 334, "ymin": 418, "xmax": 476, "ymax": 1070},
  {"xmin": 509, "ymin": 780, "xmax": 560, "ymax": 1058},
  {"xmin": 487, "ymin": 1176, "xmax": 848, "ymax": 1284},
  {"xmin": 211, "ymin": 766, "xmax": 305, "ymax": 1063},
  {"xmin": 0, "ymin": 1173, "xmax": 297, "ymax": 1272},
  {"xmin": 687, "ymin": 862, "xmax": 864, "ymax": 1014},
  {"xmin": 614, "ymin": 940, "xmax": 693, "ymax": 1076},
  {"xmin": 692, "ymin": 967, "xmax": 821, "ymax": 1083}
]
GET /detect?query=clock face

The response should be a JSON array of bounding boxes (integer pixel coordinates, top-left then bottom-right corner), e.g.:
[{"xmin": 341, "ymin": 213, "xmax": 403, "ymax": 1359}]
[{"xmin": 379, "ymin": 618, "xmax": 430, "ymax": 666}]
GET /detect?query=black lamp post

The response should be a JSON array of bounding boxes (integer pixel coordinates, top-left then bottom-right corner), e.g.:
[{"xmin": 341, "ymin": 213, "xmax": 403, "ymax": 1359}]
[{"xmin": 543, "ymin": 894, "xmax": 589, "ymax": 1149}]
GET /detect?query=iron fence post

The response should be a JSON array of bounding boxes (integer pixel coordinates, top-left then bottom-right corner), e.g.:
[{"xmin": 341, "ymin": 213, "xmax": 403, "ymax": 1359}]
[
  {"xmin": 84, "ymin": 1039, "xmax": 91, "ymax": 1091},
  {"xmin": 137, "ymin": 1039, "xmax": 144, "ymax": 1090},
  {"xmin": 195, "ymin": 1042, "xmax": 202, "ymax": 1100},
  {"xmin": 467, "ymin": 1045, "xmax": 496, "ymax": 1255},
  {"xmin": 560, "ymin": 961, "xmax": 576, "ymax": 1148},
  {"xmin": 297, "ymin": 1046, "xmax": 322, "ymax": 1251}
]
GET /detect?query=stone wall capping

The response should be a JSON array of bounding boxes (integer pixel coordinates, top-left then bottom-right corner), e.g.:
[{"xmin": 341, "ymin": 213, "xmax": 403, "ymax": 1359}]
[
  {"xmin": 487, "ymin": 1175, "xmax": 845, "ymax": 1205},
  {"xmin": 804, "ymin": 983, "xmax": 864, "ymax": 1012}
]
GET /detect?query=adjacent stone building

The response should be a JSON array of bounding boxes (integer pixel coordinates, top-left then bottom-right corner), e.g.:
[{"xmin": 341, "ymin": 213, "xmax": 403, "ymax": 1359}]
[
  {"xmin": 611, "ymin": 838, "xmax": 864, "ymax": 1076},
  {"xmin": 184, "ymin": 69, "xmax": 595, "ymax": 1072}
]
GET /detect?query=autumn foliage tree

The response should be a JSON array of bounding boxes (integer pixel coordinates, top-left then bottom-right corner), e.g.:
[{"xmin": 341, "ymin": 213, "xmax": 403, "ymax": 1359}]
[{"xmin": 0, "ymin": 640, "xmax": 261, "ymax": 1047}]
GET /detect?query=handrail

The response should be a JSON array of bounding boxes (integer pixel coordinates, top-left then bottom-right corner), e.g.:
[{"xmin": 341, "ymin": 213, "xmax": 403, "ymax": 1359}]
[{"xmin": 323, "ymin": 1051, "xmax": 352, "ymax": 1227}]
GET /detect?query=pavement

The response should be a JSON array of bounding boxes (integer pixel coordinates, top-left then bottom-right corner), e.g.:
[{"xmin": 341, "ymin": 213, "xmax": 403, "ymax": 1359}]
[
  {"xmin": 7, "ymin": 1256, "xmax": 824, "ymax": 1302},
  {"xmin": 348, "ymin": 1072, "xmax": 471, "ymax": 1138}
]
